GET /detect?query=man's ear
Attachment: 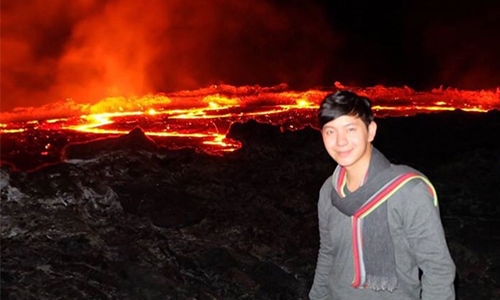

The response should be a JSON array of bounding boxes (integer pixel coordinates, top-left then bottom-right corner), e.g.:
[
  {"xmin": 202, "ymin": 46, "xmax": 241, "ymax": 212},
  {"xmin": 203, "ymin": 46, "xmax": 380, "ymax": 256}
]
[{"xmin": 368, "ymin": 121, "xmax": 377, "ymax": 142}]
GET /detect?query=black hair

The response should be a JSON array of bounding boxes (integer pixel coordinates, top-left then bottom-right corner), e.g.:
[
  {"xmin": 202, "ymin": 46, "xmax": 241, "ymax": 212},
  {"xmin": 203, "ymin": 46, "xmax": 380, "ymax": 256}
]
[{"xmin": 317, "ymin": 90, "xmax": 374, "ymax": 128}]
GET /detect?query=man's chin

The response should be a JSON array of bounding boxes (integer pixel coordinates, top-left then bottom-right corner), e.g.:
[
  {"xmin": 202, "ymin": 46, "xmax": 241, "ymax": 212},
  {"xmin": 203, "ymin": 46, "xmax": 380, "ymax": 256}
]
[{"xmin": 334, "ymin": 158, "xmax": 353, "ymax": 168}]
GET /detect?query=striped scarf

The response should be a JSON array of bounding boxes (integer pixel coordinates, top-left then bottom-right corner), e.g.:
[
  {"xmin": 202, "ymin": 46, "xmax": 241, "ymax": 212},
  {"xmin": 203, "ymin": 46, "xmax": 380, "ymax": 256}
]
[{"xmin": 330, "ymin": 148, "xmax": 437, "ymax": 291}]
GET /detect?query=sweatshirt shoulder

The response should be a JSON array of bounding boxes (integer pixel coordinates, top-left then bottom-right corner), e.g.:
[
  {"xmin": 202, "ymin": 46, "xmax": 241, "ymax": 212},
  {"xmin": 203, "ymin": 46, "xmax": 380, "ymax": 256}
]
[
  {"xmin": 317, "ymin": 175, "xmax": 334, "ymax": 205},
  {"xmin": 391, "ymin": 164, "xmax": 431, "ymax": 189},
  {"xmin": 387, "ymin": 164, "xmax": 437, "ymax": 205},
  {"xmin": 319, "ymin": 175, "xmax": 334, "ymax": 194}
]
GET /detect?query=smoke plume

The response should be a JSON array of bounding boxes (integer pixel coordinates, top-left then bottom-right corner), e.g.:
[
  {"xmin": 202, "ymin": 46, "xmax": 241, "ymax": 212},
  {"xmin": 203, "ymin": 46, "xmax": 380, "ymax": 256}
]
[{"xmin": 0, "ymin": 0, "xmax": 338, "ymax": 112}]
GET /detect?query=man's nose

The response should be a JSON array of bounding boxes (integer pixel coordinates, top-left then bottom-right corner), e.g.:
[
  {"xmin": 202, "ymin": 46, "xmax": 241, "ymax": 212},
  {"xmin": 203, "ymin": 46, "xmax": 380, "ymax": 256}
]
[{"xmin": 336, "ymin": 131, "xmax": 348, "ymax": 146}]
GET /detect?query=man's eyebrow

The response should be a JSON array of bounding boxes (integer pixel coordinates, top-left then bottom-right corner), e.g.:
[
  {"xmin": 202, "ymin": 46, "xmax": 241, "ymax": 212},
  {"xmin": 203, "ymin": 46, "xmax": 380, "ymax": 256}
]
[{"xmin": 323, "ymin": 122, "xmax": 358, "ymax": 129}]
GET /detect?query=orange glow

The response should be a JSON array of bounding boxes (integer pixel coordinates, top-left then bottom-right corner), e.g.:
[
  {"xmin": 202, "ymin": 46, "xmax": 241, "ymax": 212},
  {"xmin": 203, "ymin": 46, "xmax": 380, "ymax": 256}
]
[
  {"xmin": 0, "ymin": 128, "xmax": 26, "ymax": 134},
  {"xmin": 1, "ymin": 84, "xmax": 499, "ymax": 155}
]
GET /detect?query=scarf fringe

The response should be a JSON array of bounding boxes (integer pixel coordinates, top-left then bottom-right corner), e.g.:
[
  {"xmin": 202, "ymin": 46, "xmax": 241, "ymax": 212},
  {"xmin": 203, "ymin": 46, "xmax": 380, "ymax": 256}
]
[{"xmin": 365, "ymin": 275, "xmax": 398, "ymax": 292}]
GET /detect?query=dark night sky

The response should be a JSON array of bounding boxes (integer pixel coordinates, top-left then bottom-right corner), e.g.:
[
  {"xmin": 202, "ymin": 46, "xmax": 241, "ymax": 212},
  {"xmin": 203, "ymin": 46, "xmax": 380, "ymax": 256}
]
[
  {"xmin": 1, "ymin": 0, "xmax": 499, "ymax": 112},
  {"xmin": 316, "ymin": 0, "xmax": 500, "ymax": 90}
]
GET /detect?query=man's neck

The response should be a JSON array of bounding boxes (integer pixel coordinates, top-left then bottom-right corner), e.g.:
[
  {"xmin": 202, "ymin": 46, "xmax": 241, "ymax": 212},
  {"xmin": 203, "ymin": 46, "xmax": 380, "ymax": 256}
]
[{"xmin": 345, "ymin": 145, "xmax": 373, "ymax": 192}]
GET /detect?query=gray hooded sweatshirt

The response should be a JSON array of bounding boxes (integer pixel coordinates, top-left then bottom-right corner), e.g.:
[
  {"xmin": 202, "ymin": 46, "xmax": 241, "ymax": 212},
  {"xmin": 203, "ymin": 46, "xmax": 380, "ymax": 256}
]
[{"xmin": 309, "ymin": 149, "xmax": 456, "ymax": 300}]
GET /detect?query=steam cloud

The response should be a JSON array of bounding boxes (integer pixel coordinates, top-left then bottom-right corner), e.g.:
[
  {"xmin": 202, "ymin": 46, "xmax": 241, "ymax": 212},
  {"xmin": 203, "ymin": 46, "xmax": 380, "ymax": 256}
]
[
  {"xmin": 0, "ymin": 0, "xmax": 338, "ymax": 112},
  {"xmin": 1, "ymin": 0, "xmax": 499, "ymax": 114}
]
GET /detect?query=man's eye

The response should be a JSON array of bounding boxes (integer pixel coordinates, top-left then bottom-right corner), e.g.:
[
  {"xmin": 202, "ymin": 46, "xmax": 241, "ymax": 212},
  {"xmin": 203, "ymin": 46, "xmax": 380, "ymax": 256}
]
[
  {"xmin": 347, "ymin": 127, "xmax": 356, "ymax": 132},
  {"xmin": 325, "ymin": 129, "xmax": 334, "ymax": 135}
]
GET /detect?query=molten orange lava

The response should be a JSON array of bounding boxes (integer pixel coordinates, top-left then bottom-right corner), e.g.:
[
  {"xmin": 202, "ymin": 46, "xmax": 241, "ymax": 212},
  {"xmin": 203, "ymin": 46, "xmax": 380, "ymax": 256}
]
[{"xmin": 1, "ymin": 83, "xmax": 499, "ymax": 155}]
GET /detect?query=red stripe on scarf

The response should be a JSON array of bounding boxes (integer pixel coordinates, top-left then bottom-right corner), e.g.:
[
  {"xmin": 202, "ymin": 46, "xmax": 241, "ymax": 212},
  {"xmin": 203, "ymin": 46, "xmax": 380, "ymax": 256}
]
[
  {"xmin": 337, "ymin": 167, "xmax": 347, "ymax": 194},
  {"xmin": 351, "ymin": 216, "xmax": 362, "ymax": 288},
  {"xmin": 353, "ymin": 172, "xmax": 418, "ymax": 218}
]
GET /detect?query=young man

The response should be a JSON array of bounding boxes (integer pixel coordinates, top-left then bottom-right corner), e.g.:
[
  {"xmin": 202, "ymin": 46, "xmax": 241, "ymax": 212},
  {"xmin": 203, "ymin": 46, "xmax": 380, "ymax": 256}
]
[{"xmin": 309, "ymin": 91, "xmax": 456, "ymax": 300}]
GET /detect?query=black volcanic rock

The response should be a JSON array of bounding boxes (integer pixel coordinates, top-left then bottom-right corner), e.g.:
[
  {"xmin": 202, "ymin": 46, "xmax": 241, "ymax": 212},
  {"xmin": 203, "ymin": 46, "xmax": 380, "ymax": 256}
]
[
  {"xmin": 116, "ymin": 182, "xmax": 207, "ymax": 228},
  {"xmin": 62, "ymin": 126, "xmax": 158, "ymax": 161},
  {"xmin": 227, "ymin": 119, "xmax": 286, "ymax": 154},
  {"xmin": 2, "ymin": 111, "xmax": 500, "ymax": 299}
]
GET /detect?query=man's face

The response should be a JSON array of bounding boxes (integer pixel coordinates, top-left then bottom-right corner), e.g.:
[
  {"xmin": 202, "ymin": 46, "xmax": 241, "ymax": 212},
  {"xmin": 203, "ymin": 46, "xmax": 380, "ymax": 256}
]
[{"xmin": 321, "ymin": 115, "xmax": 377, "ymax": 170}]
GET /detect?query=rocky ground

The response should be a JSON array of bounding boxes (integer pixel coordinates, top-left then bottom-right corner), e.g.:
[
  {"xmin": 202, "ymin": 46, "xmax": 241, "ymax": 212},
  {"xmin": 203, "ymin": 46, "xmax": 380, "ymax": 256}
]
[{"xmin": 1, "ymin": 110, "xmax": 500, "ymax": 299}]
